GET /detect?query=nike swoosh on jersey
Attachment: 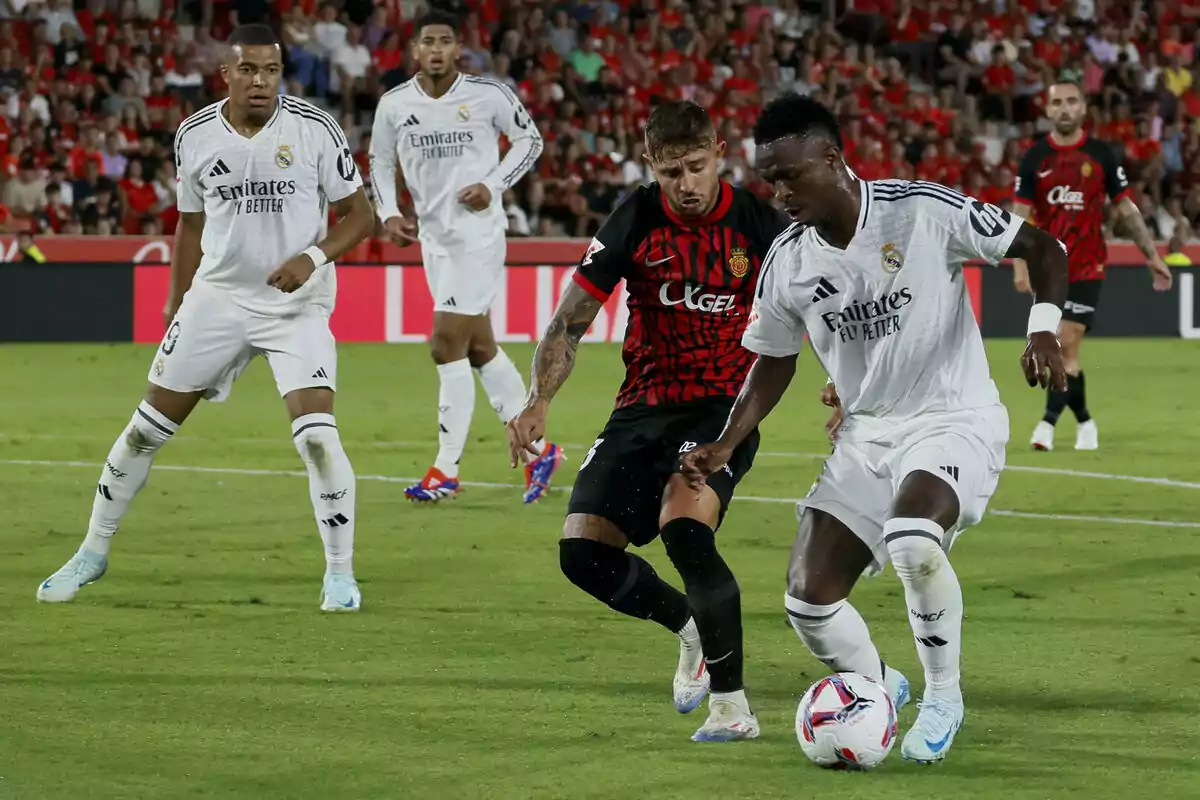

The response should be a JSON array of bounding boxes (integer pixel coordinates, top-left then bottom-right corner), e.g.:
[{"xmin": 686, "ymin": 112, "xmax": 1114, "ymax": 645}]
[
  {"xmin": 647, "ymin": 256, "xmax": 676, "ymax": 266},
  {"xmin": 1037, "ymin": 170, "xmax": 1053, "ymax": 178}
]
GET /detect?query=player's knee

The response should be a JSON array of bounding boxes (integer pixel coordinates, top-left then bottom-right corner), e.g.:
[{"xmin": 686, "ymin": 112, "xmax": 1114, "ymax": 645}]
[
  {"xmin": 125, "ymin": 401, "xmax": 176, "ymax": 454},
  {"xmin": 786, "ymin": 565, "xmax": 846, "ymax": 608},
  {"xmin": 466, "ymin": 340, "xmax": 498, "ymax": 368},
  {"xmin": 291, "ymin": 413, "xmax": 349, "ymax": 470},
  {"xmin": 883, "ymin": 517, "xmax": 946, "ymax": 583},
  {"xmin": 558, "ymin": 537, "xmax": 612, "ymax": 589},
  {"xmin": 428, "ymin": 328, "xmax": 469, "ymax": 364},
  {"xmin": 660, "ymin": 517, "xmax": 734, "ymax": 592}
]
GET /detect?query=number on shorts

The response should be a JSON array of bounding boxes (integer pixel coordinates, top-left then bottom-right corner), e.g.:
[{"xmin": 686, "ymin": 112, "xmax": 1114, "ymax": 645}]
[
  {"xmin": 580, "ymin": 438, "xmax": 604, "ymax": 471},
  {"xmin": 161, "ymin": 320, "xmax": 181, "ymax": 356}
]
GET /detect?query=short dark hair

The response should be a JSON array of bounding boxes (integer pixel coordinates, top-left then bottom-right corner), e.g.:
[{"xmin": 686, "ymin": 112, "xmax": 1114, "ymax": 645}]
[
  {"xmin": 753, "ymin": 93, "xmax": 844, "ymax": 150},
  {"xmin": 228, "ymin": 24, "xmax": 280, "ymax": 48},
  {"xmin": 644, "ymin": 100, "xmax": 716, "ymax": 160},
  {"xmin": 414, "ymin": 9, "xmax": 460, "ymax": 38}
]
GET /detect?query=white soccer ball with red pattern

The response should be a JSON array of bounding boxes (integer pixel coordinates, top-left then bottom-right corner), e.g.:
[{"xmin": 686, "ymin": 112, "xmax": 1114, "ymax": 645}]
[{"xmin": 796, "ymin": 672, "xmax": 897, "ymax": 770}]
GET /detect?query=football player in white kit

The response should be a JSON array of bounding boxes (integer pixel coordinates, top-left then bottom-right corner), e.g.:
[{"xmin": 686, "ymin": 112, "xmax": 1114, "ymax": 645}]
[
  {"xmin": 37, "ymin": 25, "xmax": 376, "ymax": 611},
  {"xmin": 681, "ymin": 95, "xmax": 1070, "ymax": 760},
  {"xmin": 369, "ymin": 10, "xmax": 563, "ymax": 505}
]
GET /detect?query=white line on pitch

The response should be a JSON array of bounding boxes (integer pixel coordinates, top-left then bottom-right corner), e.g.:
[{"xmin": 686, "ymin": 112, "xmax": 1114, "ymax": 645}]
[
  {"xmin": 2, "ymin": 458, "xmax": 1198, "ymax": 530},
  {"xmin": 5, "ymin": 432, "xmax": 1199, "ymax": 490}
]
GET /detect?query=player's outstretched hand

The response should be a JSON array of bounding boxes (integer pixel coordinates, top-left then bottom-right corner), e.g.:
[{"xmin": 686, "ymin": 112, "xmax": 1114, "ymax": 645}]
[
  {"xmin": 678, "ymin": 443, "xmax": 733, "ymax": 493},
  {"xmin": 507, "ymin": 399, "xmax": 548, "ymax": 468},
  {"xmin": 384, "ymin": 215, "xmax": 419, "ymax": 245},
  {"xmin": 1021, "ymin": 331, "xmax": 1068, "ymax": 391},
  {"xmin": 266, "ymin": 254, "xmax": 317, "ymax": 293},
  {"xmin": 457, "ymin": 183, "xmax": 492, "ymax": 212},
  {"xmin": 820, "ymin": 382, "xmax": 844, "ymax": 444},
  {"xmin": 1149, "ymin": 254, "xmax": 1174, "ymax": 292}
]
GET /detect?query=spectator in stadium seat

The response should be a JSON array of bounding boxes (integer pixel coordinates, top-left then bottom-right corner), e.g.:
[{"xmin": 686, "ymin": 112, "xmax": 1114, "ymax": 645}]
[
  {"xmin": 102, "ymin": 75, "xmax": 149, "ymax": 123},
  {"xmin": 3, "ymin": 158, "xmax": 47, "ymax": 216},
  {"xmin": 331, "ymin": 24, "xmax": 372, "ymax": 113},
  {"xmin": 1164, "ymin": 53, "xmax": 1193, "ymax": 97},
  {"xmin": 48, "ymin": 161, "xmax": 73, "ymax": 207},
  {"xmin": 570, "ymin": 34, "xmax": 604, "ymax": 83},
  {"xmin": 1156, "ymin": 197, "xmax": 1195, "ymax": 242},
  {"xmin": 99, "ymin": 132, "xmax": 127, "ymax": 179},
  {"xmin": 282, "ymin": 7, "xmax": 328, "ymax": 99},
  {"xmin": 54, "ymin": 22, "xmax": 86, "ymax": 71}
]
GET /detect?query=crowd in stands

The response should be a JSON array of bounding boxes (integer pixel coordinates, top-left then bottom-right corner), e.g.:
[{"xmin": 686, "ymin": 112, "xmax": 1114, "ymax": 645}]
[{"xmin": 1, "ymin": 0, "xmax": 1198, "ymax": 247}]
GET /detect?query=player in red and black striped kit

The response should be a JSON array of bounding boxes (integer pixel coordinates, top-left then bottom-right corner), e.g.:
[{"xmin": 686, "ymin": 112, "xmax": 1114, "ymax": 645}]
[
  {"xmin": 507, "ymin": 101, "xmax": 788, "ymax": 742},
  {"xmin": 1013, "ymin": 81, "xmax": 1173, "ymax": 452}
]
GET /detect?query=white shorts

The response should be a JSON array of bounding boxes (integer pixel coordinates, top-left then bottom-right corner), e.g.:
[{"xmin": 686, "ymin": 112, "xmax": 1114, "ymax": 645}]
[
  {"xmin": 421, "ymin": 233, "xmax": 507, "ymax": 316},
  {"xmin": 799, "ymin": 406, "xmax": 1010, "ymax": 574},
  {"xmin": 148, "ymin": 281, "xmax": 337, "ymax": 403}
]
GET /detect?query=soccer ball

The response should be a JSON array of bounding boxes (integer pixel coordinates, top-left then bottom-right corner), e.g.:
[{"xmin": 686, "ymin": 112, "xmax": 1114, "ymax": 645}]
[{"xmin": 796, "ymin": 672, "xmax": 898, "ymax": 770}]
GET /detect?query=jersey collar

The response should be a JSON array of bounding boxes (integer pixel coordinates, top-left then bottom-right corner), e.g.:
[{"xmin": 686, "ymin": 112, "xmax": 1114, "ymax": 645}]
[
  {"xmin": 811, "ymin": 180, "xmax": 871, "ymax": 250},
  {"xmin": 217, "ymin": 96, "xmax": 281, "ymax": 138},
  {"xmin": 413, "ymin": 72, "xmax": 465, "ymax": 99},
  {"xmin": 1048, "ymin": 131, "xmax": 1087, "ymax": 151}
]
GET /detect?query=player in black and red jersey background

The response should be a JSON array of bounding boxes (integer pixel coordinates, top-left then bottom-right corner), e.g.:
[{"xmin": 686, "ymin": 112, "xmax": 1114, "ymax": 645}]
[
  {"xmin": 507, "ymin": 100, "xmax": 788, "ymax": 743},
  {"xmin": 1013, "ymin": 80, "xmax": 1173, "ymax": 453}
]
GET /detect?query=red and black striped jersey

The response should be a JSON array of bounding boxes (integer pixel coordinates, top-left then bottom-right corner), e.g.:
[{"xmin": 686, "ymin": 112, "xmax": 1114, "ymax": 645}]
[
  {"xmin": 1014, "ymin": 134, "xmax": 1130, "ymax": 282},
  {"xmin": 573, "ymin": 181, "xmax": 789, "ymax": 408}
]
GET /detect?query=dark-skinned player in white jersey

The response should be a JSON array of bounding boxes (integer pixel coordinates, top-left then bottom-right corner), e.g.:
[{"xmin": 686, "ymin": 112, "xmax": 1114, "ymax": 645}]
[{"xmin": 681, "ymin": 94, "xmax": 1069, "ymax": 763}]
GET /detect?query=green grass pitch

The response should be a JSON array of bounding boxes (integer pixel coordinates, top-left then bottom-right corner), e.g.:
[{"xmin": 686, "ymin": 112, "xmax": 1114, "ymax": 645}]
[{"xmin": 0, "ymin": 340, "xmax": 1197, "ymax": 799}]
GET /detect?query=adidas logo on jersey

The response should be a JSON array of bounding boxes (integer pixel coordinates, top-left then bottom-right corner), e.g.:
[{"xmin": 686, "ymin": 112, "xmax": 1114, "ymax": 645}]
[
  {"xmin": 209, "ymin": 159, "xmax": 232, "ymax": 178},
  {"xmin": 938, "ymin": 465, "xmax": 960, "ymax": 481},
  {"xmin": 401, "ymin": 114, "xmax": 420, "ymax": 126},
  {"xmin": 810, "ymin": 277, "xmax": 839, "ymax": 304},
  {"xmin": 312, "ymin": 367, "xmax": 329, "ymax": 380},
  {"xmin": 443, "ymin": 297, "xmax": 457, "ymax": 307}
]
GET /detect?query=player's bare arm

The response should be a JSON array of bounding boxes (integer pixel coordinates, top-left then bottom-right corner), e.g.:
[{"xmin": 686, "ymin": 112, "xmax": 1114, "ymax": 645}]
[
  {"xmin": 1114, "ymin": 196, "xmax": 1173, "ymax": 291},
  {"xmin": 1009, "ymin": 203, "xmax": 1033, "ymax": 294},
  {"xmin": 1004, "ymin": 222, "xmax": 1070, "ymax": 391},
  {"xmin": 506, "ymin": 281, "xmax": 603, "ymax": 466},
  {"xmin": 165, "ymin": 211, "xmax": 205, "ymax": 326},
  {"xmin": 679, "ymin": 353, "xmax": 798, "ymax": 490},
  {"xmin": 267, "ymin": 187, "xmax": 374, "ymax": 293}
]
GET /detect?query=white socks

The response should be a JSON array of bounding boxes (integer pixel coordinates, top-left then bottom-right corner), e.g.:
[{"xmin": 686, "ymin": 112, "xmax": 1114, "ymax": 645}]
[
  {"xmin": 293, "ymin": 413, "xmax": 357, "ymax": 576},
  {"xmin": 434, "ymin": 359, "xmax": 475, "ymax": 478},
  {"xmin": 884, "ymin": 517, "xmax": 964, "ymax": 701},
  {"xmin": 83, "ymin": 401, "xmax": 177, "ymax": 556},
  {"xmin": 785, "ymin": 594, "xmax": 883, "ymax": 682},
  {"xmin": 475, "ymin": 348, "xmax": 545, "ymax": 462}
]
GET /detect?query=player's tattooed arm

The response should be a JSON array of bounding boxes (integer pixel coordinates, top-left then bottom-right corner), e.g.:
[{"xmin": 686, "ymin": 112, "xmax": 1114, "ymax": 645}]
[
  {"xmin": 1114, "ymin": 196, "xmax": 1159, "ymax": 260},
  {"xmin": 506, "ymin": 281, "xmax": 602, "ymax": 466},
  {"xmin": 1114, "ymin": 197, "xmax": 1174, "ymax": 290},
  {"xmin": 528, "ymin": 281, "xmax": 604, "ymax": 402},
  {"xmin": 1003, "ymin": 223, "xmax": 1069, "ymax": 309}
]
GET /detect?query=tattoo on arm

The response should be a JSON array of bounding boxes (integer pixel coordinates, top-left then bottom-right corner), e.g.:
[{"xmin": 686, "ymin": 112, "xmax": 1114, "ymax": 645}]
[
  {"xmin": 529, "ymin": 281, "xmax": 604, "ymax": 402},
  {"xmin": 1117, "ymin": 197, "xmax": 1159, "ymax": 260}
]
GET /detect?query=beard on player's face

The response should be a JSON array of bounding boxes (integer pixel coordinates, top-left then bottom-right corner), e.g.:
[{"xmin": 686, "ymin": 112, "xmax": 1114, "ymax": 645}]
[{"xmin": 649, "ymin": 142, "xmax": 722, "ymax": 216}]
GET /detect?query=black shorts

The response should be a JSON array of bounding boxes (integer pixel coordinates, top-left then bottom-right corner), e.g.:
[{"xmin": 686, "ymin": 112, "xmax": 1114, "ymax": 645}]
[
  {"xmin": 1063, "ymin": 279, "xmax": 1103, "ymax": 331},
  {"xmin": 566, "ymin": 398, "xmax": 759, "ymax": 547}
]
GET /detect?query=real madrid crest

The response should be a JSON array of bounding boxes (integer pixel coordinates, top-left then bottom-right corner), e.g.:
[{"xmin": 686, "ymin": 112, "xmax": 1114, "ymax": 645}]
[
  {"xmin": 275, "ymin": 144, "xmax": 294, "ymax": 169},
  {"xmin": 457, "ymin": 104, "xmax": 471, "ymax": 122},
  {"xmin": 728, "ymin": 247, "xmax": 749, "ymax": 278},
  {"xmin": 1081, "ymin": 161, "xmax": 1092, "ymax": 178},
  {"xmin": 881, "ymin": 242, "xmax": 904, "ymax": 273}
]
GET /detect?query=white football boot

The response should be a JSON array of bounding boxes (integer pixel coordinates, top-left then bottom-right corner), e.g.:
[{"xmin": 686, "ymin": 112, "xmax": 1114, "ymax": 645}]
[
  {"xmin": 1030, "ymin": 421, "xmax": 1055, "ymax": 451},
  {"xmin": 673, "ymin": 618, "xmax": 709, "ymax": 713},
  {"xmin": 1075, "ymin": 419, "xmax": 1099, "ymax": 450},
  {"xmin": 883, "ymin": 665, "xmax": 912, "ymax": 711},
  {"xmin": 691, "ymin": 691, "xmax": 761, "ymax": 742},
  {"xmin": 37, "ymin": 548, "xmax": 108, "ymax": 603},
  {"xmin": 320, "ymin": 573, "xmax": 361, "ymax": 612},
  {"xmin": 901, "ymin": 695, "xmax": 965, "ymax": 763}
]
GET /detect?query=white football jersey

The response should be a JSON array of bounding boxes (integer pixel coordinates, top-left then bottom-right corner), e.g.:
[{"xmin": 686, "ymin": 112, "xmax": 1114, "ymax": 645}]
[
  {"xmin": 369, "ymin": 73, "xmax": 543, "ymax": 254},
  {"xmin": 174, "ymin": 96, "xmax": 363, "ymax": 316},
  {"xmin": 744, "ymin": 180, "xmax": 1027, "ymax": 442}
]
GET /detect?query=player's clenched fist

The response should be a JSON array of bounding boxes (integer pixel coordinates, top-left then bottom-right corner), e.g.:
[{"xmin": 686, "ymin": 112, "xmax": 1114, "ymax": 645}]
[
  {"xmin": 1021, "ymin": 330, "xmax": 1068, "ymax": 391},
  {"xmin": 383, "ymin": 215, "xmax": 419, "ymax": 245},
  {"xmin": 266, "ymin": 254, "xmax": 317, "ymax": 293},
  {"xmin": 457, "ymin": 182, "xmax": 492, "ymax": 211},
  {"xmin": 820, "ymin": 382, "xmax": 843, "ymax": 444},
  {"xmin": 678, "ymin": 443, "xmax": 733, "ymax": 493},
  {"xmin": 507, "ymin": 399, "xmax": 548, "ymax": 468}
]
